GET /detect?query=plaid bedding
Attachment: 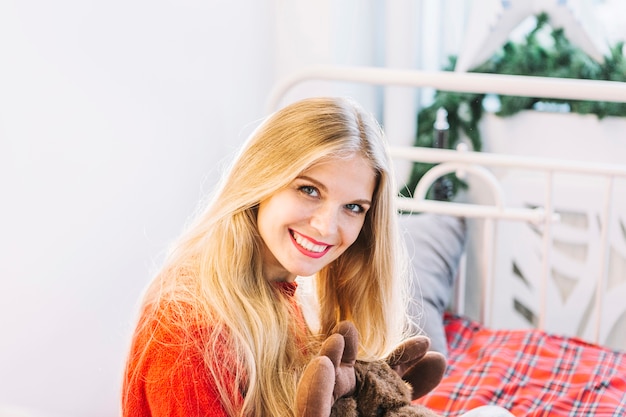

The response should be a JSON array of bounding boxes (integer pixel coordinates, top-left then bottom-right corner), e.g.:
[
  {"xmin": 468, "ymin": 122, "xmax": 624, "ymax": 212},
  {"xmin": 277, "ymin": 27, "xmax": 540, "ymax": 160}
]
[{"xmin": 415, "ymin": 313, "xmax": 626, "ymax": 416}]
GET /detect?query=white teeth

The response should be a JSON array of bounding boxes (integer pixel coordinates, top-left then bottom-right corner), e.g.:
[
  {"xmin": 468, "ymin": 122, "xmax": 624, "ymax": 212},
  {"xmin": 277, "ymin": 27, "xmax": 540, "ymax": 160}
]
[{"xmin": 292, "ymin": 231, "xmax": 328, "ymax": 253}]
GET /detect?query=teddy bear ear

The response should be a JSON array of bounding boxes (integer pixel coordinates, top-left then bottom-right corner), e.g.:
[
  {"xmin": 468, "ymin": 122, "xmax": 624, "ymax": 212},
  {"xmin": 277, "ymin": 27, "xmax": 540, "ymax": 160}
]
[
  {"xmin": 402, "ymin": 351, "xmax": 447, "ymax": 400},
  {"xmin": 386, "ymin": 336, "xmax": 447, "ymax": 400},
  {"xmin": 386, "ymin": 335, "xmax": 430, "ymax": 371}
]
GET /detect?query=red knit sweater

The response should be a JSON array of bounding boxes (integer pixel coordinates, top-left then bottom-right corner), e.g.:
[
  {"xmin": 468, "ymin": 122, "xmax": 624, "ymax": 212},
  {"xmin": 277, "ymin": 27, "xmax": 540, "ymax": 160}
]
[{"xmin": 122, "ymin": 281, "xmax": 303, "ymax": 417}]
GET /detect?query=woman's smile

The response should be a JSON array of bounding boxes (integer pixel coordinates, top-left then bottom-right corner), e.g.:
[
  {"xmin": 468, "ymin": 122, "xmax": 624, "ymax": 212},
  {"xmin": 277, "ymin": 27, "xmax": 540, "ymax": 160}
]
[
  {"xmin": 290, "ymin": 229, "xmax": 332, "ymax": 258},
  {"xmin": 256, "ymin": 153, "xmax": 376, "ymax": 282}
]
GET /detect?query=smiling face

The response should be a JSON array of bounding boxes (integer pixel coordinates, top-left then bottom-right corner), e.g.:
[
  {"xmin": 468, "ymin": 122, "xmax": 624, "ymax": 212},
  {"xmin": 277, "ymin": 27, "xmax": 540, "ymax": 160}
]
[{"xmin": 256, "ymin": 153, "xmax": 377, "ymax": 283}]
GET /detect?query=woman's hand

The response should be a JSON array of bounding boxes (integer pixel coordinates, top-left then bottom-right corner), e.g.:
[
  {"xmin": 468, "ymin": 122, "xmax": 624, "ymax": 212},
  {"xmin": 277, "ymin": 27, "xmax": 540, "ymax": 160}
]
[{"xmin": 295, "ymin": 321, "xmax": 358, "ymax": 417}]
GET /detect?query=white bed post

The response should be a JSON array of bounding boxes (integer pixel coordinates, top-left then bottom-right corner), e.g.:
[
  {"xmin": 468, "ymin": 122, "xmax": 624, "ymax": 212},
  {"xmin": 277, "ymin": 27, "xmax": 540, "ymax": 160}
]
[
  {"xmin": 538, "ymin": 171, "xmax": 555, "ymax": 332},
  {"xmin": 595, "ymin": 176, "xmax": 615, "ymax": 344},
  {"xmin": 481, "ymin": 218, "xmax": 496, "ymax": 328}
]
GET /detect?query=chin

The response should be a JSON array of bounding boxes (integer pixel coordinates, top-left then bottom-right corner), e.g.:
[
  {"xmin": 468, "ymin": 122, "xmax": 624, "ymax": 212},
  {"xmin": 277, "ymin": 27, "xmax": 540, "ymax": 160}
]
[{"xmin": 290, "ymin": 265, "xmax": 325, "ymax": 278}]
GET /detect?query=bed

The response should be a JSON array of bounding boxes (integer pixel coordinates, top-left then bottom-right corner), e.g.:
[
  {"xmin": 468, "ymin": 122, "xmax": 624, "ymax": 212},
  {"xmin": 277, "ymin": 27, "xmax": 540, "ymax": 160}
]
[
  {"xmin": 268, "ymin": 66, "xmax": 626, "ymax": 416},
  {"xmin": 392, "ymin": 147, "xmax": 626, "ymax": 417}
]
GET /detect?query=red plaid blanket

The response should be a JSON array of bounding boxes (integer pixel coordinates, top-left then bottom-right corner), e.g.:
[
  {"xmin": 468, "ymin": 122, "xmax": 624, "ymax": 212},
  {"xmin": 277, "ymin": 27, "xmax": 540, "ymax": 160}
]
[{"xmin": 415, "ymin": 314, "xmax": 626, "ymax": 416}]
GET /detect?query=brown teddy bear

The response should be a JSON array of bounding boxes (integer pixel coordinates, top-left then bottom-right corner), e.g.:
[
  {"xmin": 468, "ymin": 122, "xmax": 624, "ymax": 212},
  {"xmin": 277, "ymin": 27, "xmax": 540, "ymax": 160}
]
[{"xmin": 296, "ymin": 321, "xmax": 446, "ymax": 417}]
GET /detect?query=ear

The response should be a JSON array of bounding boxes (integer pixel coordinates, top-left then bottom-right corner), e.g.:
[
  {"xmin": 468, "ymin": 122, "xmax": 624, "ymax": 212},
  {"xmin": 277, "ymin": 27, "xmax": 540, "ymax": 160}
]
[{"xmin": 386, "ymin": 336, "xmax": 447, "ymax": 400}]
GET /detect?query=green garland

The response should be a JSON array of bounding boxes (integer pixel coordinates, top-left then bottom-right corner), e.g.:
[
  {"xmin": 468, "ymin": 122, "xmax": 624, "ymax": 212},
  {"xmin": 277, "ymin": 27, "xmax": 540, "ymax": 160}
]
[{"xmin": 402, "ymin": 13, "xmax": 626, "ymax": 198}]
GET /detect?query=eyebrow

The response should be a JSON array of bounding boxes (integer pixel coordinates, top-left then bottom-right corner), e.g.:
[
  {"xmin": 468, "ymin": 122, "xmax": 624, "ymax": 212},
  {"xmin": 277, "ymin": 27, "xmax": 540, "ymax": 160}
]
[{"xmin": 296, "ymin": 175, "xmax": 373, "ymax": 207}]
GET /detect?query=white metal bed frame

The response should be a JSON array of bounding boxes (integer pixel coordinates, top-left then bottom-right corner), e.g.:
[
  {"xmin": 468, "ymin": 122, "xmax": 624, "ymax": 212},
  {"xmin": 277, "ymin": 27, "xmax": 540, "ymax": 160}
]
[{"xmin": 267, "ymin": 66, "xmax": 626, "ymax": 344}]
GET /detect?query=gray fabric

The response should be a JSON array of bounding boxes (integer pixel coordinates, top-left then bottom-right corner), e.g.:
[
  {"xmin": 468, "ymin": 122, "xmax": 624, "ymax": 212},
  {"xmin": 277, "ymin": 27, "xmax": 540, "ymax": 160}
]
[{"xmin": 399, "ymin": 214, "xmax": 467, "ymax": 356}]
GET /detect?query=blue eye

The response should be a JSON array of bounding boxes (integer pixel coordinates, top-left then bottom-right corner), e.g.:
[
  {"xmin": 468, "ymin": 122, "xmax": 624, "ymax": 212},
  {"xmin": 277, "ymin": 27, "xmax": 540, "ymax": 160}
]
[
  {"xmin": 345, "ymin": 203, "xmax": 365, "ymax": 214},
  {"xmin": 299, "ymin": 185, "xmax": 319, "ymax": 197}
]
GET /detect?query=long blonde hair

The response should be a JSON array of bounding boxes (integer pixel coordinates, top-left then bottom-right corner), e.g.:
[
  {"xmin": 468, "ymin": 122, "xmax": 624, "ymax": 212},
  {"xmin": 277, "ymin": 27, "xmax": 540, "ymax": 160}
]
[{"xmin": 126, "ymin": 97, "xmax": 409, "ymax": 416}]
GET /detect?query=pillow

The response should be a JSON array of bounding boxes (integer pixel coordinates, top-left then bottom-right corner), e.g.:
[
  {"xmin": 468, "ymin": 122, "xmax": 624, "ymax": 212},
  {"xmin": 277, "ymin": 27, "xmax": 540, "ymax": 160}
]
[{"xmin": 398, "ymin": 213, "xmax": 467, "ymax": 356}]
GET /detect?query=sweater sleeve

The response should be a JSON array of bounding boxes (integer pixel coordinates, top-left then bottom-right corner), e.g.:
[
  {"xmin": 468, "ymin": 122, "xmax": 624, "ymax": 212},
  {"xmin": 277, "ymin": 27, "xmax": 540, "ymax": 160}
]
[
  {"xmin": 122, "ymin": 307, "xmax": 240, "ymax": 417},
  {"xmin": 123, "ymin": 282, "xmax": 306, "ymax": 417}
]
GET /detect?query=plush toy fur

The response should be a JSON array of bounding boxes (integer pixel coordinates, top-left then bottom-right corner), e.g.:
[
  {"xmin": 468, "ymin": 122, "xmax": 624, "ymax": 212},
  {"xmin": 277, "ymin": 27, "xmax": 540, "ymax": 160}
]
[
  {"xmin": 331, "ymin": 359, "xmax": 442, "ymax": 417},
  {"xmin": 296, "ymin": 321, "xmax": 446, "ymax": 417}
]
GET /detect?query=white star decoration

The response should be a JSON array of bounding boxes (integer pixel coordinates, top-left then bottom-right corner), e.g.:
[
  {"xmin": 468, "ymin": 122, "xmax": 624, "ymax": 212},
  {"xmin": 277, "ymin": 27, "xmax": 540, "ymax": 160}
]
[{"xmin": 455, "ymin": 0, "xmax": 610, "ymax": 72}]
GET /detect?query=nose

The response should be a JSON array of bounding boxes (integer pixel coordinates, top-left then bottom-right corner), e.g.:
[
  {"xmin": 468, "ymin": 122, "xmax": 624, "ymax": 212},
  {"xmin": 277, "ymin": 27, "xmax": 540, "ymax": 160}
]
[{"xmin": 310, "ymin": 204, "xmax": 339, "ymax": 237}]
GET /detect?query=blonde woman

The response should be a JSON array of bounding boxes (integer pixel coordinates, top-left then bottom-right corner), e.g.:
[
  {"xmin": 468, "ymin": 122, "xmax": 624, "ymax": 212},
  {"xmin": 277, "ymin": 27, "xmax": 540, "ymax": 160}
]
[{"xmin": 122, "ymin": 97, "xmax": 411, "ymax": 416}]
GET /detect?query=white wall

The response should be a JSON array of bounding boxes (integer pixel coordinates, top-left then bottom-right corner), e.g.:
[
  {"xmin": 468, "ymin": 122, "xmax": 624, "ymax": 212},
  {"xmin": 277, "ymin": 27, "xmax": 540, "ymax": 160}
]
[
  {"xmin": 0, "ymin": 1, "xmax": 274, "ymax": 416},
  {"xmin": 272, "ymin": 0, "xmax": 385, "ymax": 115}
]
